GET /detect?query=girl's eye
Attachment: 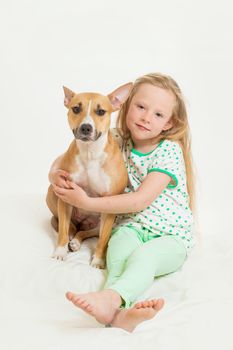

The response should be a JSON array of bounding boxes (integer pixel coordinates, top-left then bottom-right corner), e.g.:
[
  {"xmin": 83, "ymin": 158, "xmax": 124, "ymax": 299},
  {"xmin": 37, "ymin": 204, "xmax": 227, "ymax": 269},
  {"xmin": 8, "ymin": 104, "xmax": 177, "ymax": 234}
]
[
  {"xmin": 155, "ymin": 112, "xmax": 163, "ymax": 118},
  {"xmin": 137, "ymin": 104, "xmax": 144, "ymax": 109}
]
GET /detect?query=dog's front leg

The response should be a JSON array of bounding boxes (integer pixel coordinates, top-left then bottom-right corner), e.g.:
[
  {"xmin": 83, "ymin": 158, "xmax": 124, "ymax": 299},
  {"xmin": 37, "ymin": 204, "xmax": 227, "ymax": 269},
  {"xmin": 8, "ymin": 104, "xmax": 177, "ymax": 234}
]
[
  {"xmin": 91, "ymin": 214, "xmax": 116, "ymax": 269},
  {"xmin": 52, "ymin": 198, "xmax": 73, "ymax": 261}
]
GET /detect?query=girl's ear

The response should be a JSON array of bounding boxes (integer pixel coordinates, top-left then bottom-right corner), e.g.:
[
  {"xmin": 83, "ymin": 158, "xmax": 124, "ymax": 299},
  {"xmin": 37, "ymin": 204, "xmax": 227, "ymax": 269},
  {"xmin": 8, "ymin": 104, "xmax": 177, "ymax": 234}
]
[
  {"xmin": 63, "ymin": 86, "xmax": 75, "ymax": 107},
  {"xmin": 162, "ymin": 119, "xmax": 173, "ymax": 131},
  {"xmin": 108, "ymin": 83, "xmax": 133, "ymax": 111}
]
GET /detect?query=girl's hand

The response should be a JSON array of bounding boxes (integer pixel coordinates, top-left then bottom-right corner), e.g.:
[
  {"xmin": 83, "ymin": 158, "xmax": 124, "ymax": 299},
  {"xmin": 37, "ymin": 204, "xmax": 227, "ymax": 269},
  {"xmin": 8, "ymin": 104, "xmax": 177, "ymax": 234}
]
[
  {"xmin": 50, "ymin": 169, "xmax": 71, "ymax": 188},
  {"xmin": 52, "ymin": 181, "xmax": 90, "ymax": 209}
]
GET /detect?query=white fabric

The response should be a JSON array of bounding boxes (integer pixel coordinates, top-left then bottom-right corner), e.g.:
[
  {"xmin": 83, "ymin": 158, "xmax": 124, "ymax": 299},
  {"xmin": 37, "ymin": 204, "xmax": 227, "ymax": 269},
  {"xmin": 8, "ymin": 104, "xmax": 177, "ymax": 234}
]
[{"xmin": 0, "ymin": 195, "xmax": 232, "ymax": 350}]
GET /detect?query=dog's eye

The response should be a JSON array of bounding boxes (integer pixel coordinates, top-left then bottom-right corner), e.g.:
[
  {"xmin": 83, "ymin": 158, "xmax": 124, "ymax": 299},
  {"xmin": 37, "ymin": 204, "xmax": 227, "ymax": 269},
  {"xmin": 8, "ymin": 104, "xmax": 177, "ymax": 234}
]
[
  {"xmin": 96, "ymin": 109, "xmax": 106, "ymax": 116},
  {"xmin": 72, "ymin": 105, "xmax": 82, "ymax": 114}
]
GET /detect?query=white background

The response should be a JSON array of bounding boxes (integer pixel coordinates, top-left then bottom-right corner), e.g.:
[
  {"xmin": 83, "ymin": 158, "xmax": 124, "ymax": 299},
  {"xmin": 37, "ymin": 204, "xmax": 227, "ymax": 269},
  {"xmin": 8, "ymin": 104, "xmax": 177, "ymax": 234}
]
[{"xmin": 0, "ymin": 0, "xmax": 233, "ymax": 238}]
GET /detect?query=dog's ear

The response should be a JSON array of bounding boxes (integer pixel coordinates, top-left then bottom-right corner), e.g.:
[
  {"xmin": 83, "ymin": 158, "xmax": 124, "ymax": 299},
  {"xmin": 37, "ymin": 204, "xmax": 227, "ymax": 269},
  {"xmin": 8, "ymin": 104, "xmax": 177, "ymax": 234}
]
[
  {"xmin": 108, "ymin": 83, "xmax": 133, "ymax": 111},
  {"xmin": 63, "ymin": 86, "xmax": 75, "ymax": 107}
]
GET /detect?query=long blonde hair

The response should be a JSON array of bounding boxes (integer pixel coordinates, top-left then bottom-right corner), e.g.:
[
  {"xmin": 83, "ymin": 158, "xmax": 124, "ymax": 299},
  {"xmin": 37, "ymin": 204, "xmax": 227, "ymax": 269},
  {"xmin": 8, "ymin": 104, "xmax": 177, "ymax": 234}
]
[{"xmin": 117, "ymin": 72, "xmax": 195, "ymax": 211}]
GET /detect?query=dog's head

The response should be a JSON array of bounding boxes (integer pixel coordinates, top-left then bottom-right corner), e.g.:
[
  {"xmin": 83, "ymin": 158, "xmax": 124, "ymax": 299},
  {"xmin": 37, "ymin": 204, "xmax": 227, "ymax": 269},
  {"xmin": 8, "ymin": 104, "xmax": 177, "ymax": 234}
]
[{"xmin": 63, "ymin": 83, "xmax": 133, "ymax": 142}]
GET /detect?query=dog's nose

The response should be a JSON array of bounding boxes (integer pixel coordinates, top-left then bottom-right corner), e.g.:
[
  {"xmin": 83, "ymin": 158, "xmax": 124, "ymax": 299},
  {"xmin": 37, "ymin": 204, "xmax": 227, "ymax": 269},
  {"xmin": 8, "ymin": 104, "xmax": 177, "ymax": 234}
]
[{"xmin": 80, "ymin": 123, "xmax": 93, "ymax": 135}]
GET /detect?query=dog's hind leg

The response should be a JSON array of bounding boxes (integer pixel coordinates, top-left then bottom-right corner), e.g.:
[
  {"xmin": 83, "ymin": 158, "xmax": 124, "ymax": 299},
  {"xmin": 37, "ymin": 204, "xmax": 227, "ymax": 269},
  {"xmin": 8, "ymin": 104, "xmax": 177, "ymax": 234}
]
[{"xmin": 91, "ymin": 214, "xmax": 116, "ymax": 269}]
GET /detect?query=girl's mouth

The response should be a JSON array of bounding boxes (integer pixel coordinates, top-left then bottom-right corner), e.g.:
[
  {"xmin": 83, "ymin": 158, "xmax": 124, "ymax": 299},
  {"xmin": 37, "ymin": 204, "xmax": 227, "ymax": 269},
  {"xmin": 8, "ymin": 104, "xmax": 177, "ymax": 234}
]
[{"xmin": 135, "ymin": 124, "xmax": 150, "ymax": 131}]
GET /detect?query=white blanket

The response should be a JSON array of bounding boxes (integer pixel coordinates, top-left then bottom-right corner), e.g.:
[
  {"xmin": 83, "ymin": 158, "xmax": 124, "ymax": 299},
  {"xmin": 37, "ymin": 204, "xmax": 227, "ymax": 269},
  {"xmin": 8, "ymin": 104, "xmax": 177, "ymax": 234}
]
[{"xmin": 0, "ymin": 195, "xmax": 232, "ymax": 350}]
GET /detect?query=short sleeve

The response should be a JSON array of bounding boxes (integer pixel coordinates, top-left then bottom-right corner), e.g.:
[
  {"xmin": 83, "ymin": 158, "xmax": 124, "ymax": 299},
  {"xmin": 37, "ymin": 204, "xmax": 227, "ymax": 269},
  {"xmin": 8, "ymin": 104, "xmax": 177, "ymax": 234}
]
[{"xmin": 148, "ymin": 141, "xmax": 184, "ymax": 188}]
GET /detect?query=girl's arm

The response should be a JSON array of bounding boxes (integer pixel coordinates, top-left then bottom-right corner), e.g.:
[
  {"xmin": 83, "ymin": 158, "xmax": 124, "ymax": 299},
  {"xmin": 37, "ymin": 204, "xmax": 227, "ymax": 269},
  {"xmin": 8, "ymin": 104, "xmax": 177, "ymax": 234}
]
[{"xmin": 53, "ymin": 171, "xmax": 171, "ymax": 214}]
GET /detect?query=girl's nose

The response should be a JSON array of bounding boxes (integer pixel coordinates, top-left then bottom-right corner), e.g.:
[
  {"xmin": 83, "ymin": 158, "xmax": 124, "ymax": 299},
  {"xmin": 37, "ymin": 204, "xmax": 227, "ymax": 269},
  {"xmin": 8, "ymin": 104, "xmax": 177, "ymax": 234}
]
[{"xmin": 141, "ymin": 111, "xmax": 151, "ymax": 123}]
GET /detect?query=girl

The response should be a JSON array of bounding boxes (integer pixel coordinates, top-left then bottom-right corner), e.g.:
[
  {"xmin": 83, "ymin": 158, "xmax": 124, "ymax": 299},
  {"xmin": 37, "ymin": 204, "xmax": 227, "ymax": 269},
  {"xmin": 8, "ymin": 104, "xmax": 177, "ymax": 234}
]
[{"xmin": 52, "ymin": 73, "xmax": 195, "ymax": 332}]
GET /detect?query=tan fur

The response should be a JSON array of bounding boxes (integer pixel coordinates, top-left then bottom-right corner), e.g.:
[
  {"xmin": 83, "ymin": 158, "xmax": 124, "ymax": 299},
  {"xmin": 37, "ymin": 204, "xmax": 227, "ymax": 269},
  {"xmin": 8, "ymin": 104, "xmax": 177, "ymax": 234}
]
[
  {"xmin": 102, "ymin": 132, "xmax": 127, "ymax": 195},
  {"xmin": 46, "ymin": 86, "xmax": 130, "ymax": 267}
]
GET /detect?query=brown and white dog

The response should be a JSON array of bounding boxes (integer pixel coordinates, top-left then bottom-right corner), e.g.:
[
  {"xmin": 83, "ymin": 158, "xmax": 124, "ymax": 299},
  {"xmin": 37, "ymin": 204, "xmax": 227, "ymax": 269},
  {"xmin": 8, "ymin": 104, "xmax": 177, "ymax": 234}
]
[{"xmin": 46, "ymin": 83, "xmax": 132, "ymax": 268}]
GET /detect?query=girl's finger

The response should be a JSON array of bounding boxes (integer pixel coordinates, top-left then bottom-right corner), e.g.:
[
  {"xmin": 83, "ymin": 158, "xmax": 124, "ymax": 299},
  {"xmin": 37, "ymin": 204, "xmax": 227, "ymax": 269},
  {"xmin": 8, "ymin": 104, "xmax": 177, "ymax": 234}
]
[
  {"xmin": 66, "ymin": 181, "xmax": 74, "ymax": 189},
  {"xmin": 55, "ymin": 192, "xmax": 65, "ymax": 200},
  {"xmin": 53, "ymin": 189, "xmax": 61, "ymax": 196},
  {"xmin": 53, "ymin": 185, "xmax": 65, "ymax": 194},
  {"xmin": 63, "ymin": 181, "xmax": 70, "ymax": 189},
  {"xmin": 57, "ymin": 169, "xmax": 69, "ymax": 177},
  {"xmin": 67, "ymin": 181, "xmax": 76, "ymax": 189}
]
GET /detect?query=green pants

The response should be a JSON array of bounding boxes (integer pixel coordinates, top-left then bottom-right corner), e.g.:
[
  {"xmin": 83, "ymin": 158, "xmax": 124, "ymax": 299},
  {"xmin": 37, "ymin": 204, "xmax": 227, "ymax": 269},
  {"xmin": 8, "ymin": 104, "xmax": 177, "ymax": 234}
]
[{"xmin": 103, "ymin": 226, "xmax": 187, "ymax": 308}]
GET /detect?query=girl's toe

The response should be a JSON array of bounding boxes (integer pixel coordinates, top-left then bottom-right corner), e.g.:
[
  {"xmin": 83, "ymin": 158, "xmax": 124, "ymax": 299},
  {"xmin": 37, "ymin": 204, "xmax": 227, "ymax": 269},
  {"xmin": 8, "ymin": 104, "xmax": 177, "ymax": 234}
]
[
  {"xmin": 135, "ymin": 302, "xmax": 142, "ymax": 308},
  {"xmin": 157, "ymin": 299, "xmax": 165, "ymax": 309},
  {"xmin": 66, "ymin": 291, "xmax": 73, "ymax": 300},
  {"xmin": 148, "ymin": 300, "xmax": 154, "ymax": 307}
]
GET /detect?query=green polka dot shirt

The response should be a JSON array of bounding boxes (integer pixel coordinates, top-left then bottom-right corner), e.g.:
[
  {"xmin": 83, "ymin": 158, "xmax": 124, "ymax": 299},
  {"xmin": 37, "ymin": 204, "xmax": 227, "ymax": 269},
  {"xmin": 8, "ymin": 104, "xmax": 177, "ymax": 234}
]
[{"xmin": 111, "ymin": 128, "xmax": 195, "ymax": 252}]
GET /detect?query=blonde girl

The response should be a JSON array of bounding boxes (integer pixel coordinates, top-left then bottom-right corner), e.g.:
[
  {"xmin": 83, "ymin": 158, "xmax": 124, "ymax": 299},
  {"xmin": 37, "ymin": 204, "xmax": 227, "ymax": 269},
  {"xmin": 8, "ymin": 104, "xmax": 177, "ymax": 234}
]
[{"xmin": 52, "ymin": 73, "xmax": 195, "ymax": 332}]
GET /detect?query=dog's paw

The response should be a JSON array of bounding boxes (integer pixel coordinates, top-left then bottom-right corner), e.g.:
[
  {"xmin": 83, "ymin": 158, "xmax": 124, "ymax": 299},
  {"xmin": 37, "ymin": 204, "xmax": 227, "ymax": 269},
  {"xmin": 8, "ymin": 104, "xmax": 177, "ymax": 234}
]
[
  {"xmin": 52, "ymin": 246, "xmax": 68, "ymax": 261},
  {"xmin": 68, "ymin": 238, "xmax": 81, "ymax": 252},
  {"xmin": 91, "ymin": 255, "xmax": 105, "ymax": 269}
]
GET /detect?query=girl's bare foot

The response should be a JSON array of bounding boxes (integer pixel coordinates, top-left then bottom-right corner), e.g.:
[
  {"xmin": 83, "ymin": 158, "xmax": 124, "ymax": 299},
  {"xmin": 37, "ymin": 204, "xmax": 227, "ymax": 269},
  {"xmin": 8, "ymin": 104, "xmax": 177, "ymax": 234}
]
[
  {"xmin": 66, "ymin": 289, "xmax": 122, "ymax": 324},
  {"xmin": 111, "ymin": 298, "xmax": 165, "ymax": 332}
]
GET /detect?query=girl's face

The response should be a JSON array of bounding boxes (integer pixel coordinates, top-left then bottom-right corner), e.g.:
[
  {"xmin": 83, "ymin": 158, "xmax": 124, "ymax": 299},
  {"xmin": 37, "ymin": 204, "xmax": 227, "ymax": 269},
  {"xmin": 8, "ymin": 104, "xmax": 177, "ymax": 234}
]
[{"xmin": 126, "ymin": 83, "xmax": 175, "ymax": 146}]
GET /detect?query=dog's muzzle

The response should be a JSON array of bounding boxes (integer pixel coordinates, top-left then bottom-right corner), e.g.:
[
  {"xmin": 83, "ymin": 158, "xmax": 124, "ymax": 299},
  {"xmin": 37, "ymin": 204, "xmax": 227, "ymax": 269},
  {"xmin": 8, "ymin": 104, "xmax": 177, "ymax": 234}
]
[{"xmin": 73, "ymin": 124, "xmax": 102, "ymax": 142}]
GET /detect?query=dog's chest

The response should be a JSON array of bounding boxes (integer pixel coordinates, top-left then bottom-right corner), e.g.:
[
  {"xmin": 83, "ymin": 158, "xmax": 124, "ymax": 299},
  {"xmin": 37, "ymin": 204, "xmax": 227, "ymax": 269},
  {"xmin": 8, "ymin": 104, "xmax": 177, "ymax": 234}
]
[{"xmin": 70, "ymin": 153, "xmax": 111, "ymax": 196}]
